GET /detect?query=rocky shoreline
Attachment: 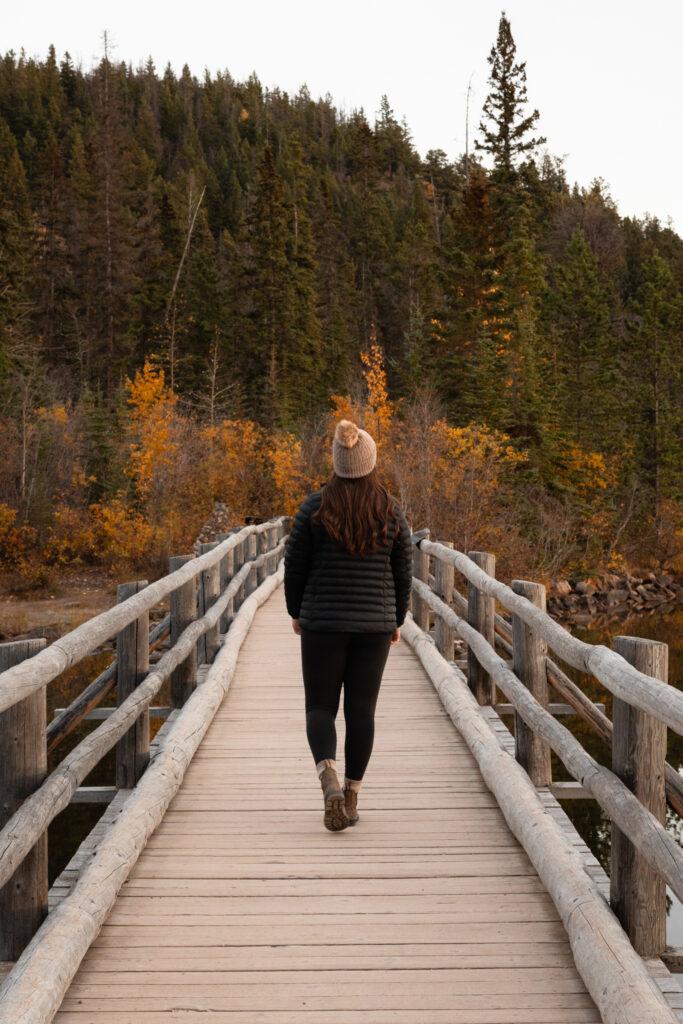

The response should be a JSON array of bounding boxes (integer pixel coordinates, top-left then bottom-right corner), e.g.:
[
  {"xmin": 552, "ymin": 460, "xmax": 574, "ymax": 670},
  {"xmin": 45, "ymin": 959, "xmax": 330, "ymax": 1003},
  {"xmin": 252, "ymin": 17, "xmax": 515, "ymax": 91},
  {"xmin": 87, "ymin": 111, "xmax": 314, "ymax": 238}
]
[{"xmin": 547, "ymin": 571, "xmax": 683, "ymax": 626}]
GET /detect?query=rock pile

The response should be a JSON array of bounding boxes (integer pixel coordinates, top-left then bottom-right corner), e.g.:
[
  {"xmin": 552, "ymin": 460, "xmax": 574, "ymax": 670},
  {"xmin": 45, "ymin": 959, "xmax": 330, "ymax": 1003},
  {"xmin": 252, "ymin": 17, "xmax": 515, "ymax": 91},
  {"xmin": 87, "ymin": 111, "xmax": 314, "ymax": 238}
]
[
  {"xmin": 195, "ymin": 503, "xmax": 237, "ymax": 547},
  {"xmin": 547, "ymin": 571, "xmax": 683, "ymax": 625}
]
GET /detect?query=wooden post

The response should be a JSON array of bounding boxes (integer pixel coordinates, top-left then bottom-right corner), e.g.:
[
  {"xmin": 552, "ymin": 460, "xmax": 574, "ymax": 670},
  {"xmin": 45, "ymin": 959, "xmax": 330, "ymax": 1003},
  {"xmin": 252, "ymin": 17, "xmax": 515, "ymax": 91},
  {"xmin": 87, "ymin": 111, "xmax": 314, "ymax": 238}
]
[
  {"xmin": 198, "ymin": 541, "xmax": 220, "ymax": 665},
  {"xmin": 611, "ymin": 636, "xmax": 668, "ymax": 957},
  {"xmin": 256, "ymin": 529, "xmax": 268, "ymax": 585},
  {"xmin": 0, "ymin": 639, "xmax": 48, "ymax": 960},
  {"xmin": 116, "ymin": 581, "xmax": 150, "ymax": 789},
  {"xmin": 169, "ymin": 555, "xmax": 197, "ymax": 709},
  {"xmin": 232, "ymin": 532, "xmax": 246, "ymax": 613},
  {"xmin": 265, "ymin": 525, "xmax": 276, "ymax": 576},
  {"xmin": 411, "ymin": 530, "xmax": 430, "ymax": 631},
  {"xmin": 244, "ymin": 533, "xmax": 258, "ymax": 598},
  {"xmin": 511, "ymin": 579, "xmax": 552, "ymax": 786},
  {"xmin": 216, "ymin": 534, "xmax": 234, "ymax": 633},
  {"xmin": 467, "ymin": 552, "xmax": 496, "ymax": 705},
  {"xmin": 434, "ymin": 541, "xmax": 455, "ymax": 659}
]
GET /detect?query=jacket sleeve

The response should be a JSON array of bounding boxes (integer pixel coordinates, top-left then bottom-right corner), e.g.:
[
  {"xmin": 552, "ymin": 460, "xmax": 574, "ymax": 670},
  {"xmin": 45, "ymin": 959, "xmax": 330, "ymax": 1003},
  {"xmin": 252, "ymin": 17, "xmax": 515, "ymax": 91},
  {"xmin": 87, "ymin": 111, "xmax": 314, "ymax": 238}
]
[
  {"xmin": 284, "ymin": 495, "xmax": 315, "ymax": 619},
  {"xmin": 390, "ymin": 505, "xmax": 413, "ymax": 627}
]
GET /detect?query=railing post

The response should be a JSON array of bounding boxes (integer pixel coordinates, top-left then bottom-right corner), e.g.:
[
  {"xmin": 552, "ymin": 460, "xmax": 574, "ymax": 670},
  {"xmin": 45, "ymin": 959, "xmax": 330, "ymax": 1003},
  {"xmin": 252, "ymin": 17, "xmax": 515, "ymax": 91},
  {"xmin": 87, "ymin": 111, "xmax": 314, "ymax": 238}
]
[
  {"xmin": 434, "ymin": 541, "xmax": 455, "ymax": 659},
  {"xmin": 256, "ymin": 529, "xmax": 268, "ymax": 585},
  {"xmin": 232, "ymin": 532, "xmax": 246, "ymax": 614},
  {"xmin": 511, "ymin": 579, "xmax": 552, "ymax": 786},
  {"xmin": 169, "ymin": 554, "xmax": 198, "ymax": 709},
  {"xmin": 611, "ymin": 636, "xmax": 667, "ymax": 957},
  {"xmin": 244, "ymin": 532, "xmax": 258, "ymax": 598},
  {"xmin": 265, "ymin": 524, "xmax": 277, "ymax": 575},
  {"xmin": 467, "ymin": 552, "xmax": 496, "ymax": 705},
  {"xmin": 198, "ymin": 541, "xmax": 220, "ymax": 665},
  {"xmin": 116, "ymin": 581, "xmax": 150, "ymax": 788},
  {"xmin": 411, "ymin": 530, "xmax": 430, "ymax": 631},
  {"xmin": 216, "ymin": 533, "xmax": 234, "ymax": 632},
  {"xmin": 0, "ymin": 639, "xmax": 48, "ymax": 959}
]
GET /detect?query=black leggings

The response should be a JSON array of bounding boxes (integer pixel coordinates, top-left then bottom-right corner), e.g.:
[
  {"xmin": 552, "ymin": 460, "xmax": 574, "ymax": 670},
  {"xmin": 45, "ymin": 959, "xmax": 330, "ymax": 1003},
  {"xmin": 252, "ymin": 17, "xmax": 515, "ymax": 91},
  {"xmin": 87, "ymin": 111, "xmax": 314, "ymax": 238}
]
[{"xmin": 300, "ymin": 629, "xmax": 393, "ymax": 780}]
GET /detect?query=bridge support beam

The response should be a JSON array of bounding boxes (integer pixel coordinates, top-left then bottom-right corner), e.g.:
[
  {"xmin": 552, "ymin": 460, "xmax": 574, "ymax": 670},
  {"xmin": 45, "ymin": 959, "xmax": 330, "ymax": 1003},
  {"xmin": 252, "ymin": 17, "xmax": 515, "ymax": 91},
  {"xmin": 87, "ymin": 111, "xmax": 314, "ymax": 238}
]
[
  {"xmin": 467, "ymin": 551, "xmax": 496, "ymax": 705},
  {"xmin": 169, "ymin": 555, "xmax": 198, "ymax": 708},
  {"xmin": 116, "ymin": 581, "xmax": 150, "ymax": 788},
  {"xmin": 0, "ymin": 639, "xmax": 48, "ymax": 960},
  {"xmin": 611, "ymin": 635, "xmax": 667, "ymax": 957}
]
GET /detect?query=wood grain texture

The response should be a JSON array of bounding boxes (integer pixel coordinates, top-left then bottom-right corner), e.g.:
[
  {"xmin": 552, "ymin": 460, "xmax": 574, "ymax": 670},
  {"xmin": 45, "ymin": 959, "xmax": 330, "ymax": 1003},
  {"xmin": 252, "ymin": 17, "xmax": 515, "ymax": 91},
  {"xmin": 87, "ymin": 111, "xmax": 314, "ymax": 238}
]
[
  {"xmin": 169, "ymin": 555, "xmax": 197, "ymax": 708},
  {"xmin": 0, "ymin": 568, "xmax": 284, "ymax": 1024},
  {"xmin": 402, "ymin": 616, "xmax": 677, "ymax": 1024},
  {"xmin": 467, "ymin": 551, "xmax": 496, "ymax": 705},
  {"xmin": 611, "ymin": 636, "xmax": 668, "ymax": 956},
  {"xmin": 0, "ymin": 518, "xmax": 285, "ymax": 714},
  {"xmin": 420, "ymin": 537, "xmax": 683, "ymax": 734},
  {"xmin": 412, "ymin": 577, "xmax": 683, "ymax": 901},
  {"xmin": 0, "ymin": 640, "xmax": 48, "ymax": 960},
  {"xmin": 35, "ymin": 588, "xmax": 608, "ymax": 1024},
  {"xmin": 115, "ymin": 581, "xmax": 150, "ymax": 789},
  {"xmin": 512, "ymin": 579, "xmax": 552, "ymax": 786}
]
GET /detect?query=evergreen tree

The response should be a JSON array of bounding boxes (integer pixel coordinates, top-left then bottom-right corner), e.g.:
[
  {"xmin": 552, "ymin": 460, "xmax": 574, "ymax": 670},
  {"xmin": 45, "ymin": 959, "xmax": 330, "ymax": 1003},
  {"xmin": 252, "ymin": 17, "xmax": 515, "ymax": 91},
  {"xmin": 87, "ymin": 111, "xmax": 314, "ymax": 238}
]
[
  {"xmin": 628, "ymin": 251, "xmax": 683, "ymax": 520},
  {"xmin": 476, "ymin": 13, "xmax": 546, "ymax": 178},
  {"xmin": 545, "ymin": 226, "xmax": 614, "ymax": 448}
]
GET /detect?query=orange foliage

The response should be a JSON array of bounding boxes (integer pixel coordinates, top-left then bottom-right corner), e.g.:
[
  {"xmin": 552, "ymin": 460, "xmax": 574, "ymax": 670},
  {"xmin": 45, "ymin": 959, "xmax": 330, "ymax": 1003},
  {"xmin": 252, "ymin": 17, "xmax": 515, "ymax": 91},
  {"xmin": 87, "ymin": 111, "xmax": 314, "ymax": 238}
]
[
  {"xmin": 270, "ymin": 432, "xmax": 318, "ymax": 516},
  {"xmin": 126, "ymin": 361, "xmax": 179, "ymax": 500},
  {"xmin": 204, "ymin": 419, "xmax": 267, "ymax": 519}
]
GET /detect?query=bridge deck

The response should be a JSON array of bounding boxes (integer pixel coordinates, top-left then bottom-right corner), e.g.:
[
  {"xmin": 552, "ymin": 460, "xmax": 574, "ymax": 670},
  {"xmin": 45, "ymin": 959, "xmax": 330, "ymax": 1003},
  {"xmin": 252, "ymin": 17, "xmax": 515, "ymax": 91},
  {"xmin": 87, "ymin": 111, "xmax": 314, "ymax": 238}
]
[{"xmin": 54, "ymin": 586, "xmax": 600, "ymax": 1023}]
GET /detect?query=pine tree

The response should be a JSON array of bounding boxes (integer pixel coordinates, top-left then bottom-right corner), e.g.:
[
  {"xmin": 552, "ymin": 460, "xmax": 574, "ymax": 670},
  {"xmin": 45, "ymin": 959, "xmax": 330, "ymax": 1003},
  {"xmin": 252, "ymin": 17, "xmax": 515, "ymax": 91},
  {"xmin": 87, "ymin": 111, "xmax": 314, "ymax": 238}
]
[
  {"xmin": 628, "ymin": 251, "xmax": 683, "ymax": 520},
  {"xmin": 545, "ymin": 226, "xmax": 613, "ymax": 448},
  {"xmin": 476, "ymin": 13, "xmax": 546, "ymax": 179},
  {"xmin": 0, "ymin": 117, "xmax": 35, "ymax": 380}
]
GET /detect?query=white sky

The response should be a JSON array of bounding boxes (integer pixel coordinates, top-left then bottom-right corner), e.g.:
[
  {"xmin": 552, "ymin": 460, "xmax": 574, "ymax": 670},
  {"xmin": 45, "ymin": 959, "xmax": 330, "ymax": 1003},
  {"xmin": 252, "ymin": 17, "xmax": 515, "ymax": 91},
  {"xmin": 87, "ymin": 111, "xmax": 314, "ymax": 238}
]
[{"xmin": 6, "ymin": 0, "xmax": 683, "ymax": 235}]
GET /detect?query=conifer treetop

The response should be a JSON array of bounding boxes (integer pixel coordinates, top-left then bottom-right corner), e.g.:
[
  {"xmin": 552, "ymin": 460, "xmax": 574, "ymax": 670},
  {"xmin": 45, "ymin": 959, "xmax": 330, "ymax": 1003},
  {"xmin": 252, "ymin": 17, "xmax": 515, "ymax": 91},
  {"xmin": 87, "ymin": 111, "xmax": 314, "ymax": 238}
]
[{"xmin": 476, "ymin": 12, "xmax": 547, "ymax": 175}]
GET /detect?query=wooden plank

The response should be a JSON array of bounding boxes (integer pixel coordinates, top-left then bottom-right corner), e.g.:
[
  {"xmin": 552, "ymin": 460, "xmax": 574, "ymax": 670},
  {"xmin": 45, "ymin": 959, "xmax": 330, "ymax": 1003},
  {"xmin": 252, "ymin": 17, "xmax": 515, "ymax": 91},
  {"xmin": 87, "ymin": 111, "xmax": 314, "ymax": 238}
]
[{"xmin": 44, "ymin": 586, "xmax": 608, "ymax": 1023}]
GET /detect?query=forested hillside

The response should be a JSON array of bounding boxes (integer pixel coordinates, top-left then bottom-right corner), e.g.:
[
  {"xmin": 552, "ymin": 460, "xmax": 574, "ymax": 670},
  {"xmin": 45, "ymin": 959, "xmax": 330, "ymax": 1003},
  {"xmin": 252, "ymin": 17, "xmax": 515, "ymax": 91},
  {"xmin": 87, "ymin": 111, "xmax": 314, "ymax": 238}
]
[{"xmin": 0, "ymin": 16, "xmax": 681, "ymax": 584}]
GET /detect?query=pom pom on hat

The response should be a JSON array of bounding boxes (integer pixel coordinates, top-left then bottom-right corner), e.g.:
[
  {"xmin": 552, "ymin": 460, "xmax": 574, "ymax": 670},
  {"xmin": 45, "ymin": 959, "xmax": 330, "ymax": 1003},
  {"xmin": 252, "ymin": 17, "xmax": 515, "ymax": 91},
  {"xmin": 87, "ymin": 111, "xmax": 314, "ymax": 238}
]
[
  {"xmin": 335, "ymin": 420, "xmax": 359, "ymax": 448},
  {"xmin": 332, "ymin": 419, "xmax": 377, "ymax": 478}
]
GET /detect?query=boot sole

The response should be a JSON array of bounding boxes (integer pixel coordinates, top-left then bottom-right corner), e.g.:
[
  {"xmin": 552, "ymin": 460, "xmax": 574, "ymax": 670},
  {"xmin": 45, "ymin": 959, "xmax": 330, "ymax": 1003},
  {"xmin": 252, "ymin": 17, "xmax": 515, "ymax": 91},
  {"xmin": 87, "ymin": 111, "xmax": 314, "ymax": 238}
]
[{"xmin": 324, "ymin": 791, "xmax": 349, "ymax": 832}]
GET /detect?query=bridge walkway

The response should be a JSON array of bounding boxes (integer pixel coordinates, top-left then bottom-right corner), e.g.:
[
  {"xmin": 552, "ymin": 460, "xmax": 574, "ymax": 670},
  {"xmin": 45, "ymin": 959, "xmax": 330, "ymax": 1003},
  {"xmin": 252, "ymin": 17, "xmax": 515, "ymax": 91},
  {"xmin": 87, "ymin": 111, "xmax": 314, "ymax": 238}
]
[{"xmin": 54, "ymin": 586, "xmax": 600, "ymax": 1023}]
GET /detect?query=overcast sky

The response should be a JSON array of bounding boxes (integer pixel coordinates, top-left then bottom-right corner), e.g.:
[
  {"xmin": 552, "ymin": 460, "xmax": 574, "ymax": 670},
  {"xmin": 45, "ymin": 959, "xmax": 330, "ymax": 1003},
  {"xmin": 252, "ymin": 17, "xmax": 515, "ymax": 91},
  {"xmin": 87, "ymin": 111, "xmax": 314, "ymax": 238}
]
[{"xmin": 6, "ymin": 0, "xmax": 682, "ymax": 234}]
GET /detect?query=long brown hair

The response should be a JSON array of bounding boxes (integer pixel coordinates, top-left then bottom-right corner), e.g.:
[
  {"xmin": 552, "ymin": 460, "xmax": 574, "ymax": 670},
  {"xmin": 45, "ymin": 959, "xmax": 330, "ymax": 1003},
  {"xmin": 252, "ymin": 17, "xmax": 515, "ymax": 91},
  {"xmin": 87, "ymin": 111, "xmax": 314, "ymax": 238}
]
[{"xmin": 313, "ymin": 469, "xmax": 400, "ymax": 555}]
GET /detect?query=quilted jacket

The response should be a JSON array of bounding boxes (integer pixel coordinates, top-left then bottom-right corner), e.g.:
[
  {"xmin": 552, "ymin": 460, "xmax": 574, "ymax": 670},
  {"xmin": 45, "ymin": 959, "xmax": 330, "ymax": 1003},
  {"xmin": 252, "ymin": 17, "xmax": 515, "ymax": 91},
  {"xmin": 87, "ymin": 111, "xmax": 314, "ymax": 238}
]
[{"xmin": 284, "ymin": 489, "xmax": 413, "ymax": 633}]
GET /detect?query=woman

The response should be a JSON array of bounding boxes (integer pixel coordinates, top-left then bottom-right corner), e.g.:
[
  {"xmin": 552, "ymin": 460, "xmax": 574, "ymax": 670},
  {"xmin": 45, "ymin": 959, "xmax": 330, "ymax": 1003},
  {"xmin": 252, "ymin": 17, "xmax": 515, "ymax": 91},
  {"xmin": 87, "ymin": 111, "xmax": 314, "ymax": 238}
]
[{"xmin": 284, "ymin": 419, "xmax": 413, "ymax": 832}]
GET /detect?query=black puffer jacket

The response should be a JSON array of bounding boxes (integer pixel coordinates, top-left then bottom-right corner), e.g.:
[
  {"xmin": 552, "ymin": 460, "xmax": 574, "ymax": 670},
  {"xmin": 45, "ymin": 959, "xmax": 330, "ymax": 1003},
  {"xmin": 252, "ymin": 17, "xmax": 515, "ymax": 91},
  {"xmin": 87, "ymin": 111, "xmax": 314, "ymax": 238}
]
[{"xmin": 284, "ymin": 489, "xmax": 413, "ymax": 633}]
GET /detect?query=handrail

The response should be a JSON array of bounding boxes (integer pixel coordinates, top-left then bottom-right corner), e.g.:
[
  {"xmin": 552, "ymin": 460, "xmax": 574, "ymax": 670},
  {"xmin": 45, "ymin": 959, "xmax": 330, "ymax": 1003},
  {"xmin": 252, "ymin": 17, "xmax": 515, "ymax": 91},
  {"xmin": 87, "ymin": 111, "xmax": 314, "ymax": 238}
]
[
  {"xmin": 46, "ymin": 614, "xmax": 171, "ymax": 753},
  {"xmin": 0, "ymin": 538, "xmax": 287, "ymax": 889},
  {"xmin": 448, "ymin": 583, "xmax": 683, "ymax": 818},
  {"xmin": 412, "ymin": 577, "xmax": 683, "ymax": 902},
  {"xmin": 0, "ymin": 518, "xmax": 285, "ymax": 713},
  {"xmin": 417, "ymin": 537, "xmax": 683, "ymax": 736}
]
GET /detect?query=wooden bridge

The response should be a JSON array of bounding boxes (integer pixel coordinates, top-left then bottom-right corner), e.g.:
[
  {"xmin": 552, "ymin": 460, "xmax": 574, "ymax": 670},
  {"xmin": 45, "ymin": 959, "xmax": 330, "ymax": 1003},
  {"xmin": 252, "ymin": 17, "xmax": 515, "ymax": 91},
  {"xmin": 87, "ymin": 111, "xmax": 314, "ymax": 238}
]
[{"xmin": 1, "ymin": 519, "xmax": 682, "ymax": 1022}]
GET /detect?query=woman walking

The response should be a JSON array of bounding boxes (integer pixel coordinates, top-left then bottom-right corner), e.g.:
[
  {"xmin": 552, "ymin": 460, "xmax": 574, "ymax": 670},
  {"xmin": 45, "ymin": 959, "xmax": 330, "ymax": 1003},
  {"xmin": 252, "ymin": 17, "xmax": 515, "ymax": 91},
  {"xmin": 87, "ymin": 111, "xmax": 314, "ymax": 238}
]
[{"xmin": 284, "ymin": 419, "xmax": 413, "ymax": 832}]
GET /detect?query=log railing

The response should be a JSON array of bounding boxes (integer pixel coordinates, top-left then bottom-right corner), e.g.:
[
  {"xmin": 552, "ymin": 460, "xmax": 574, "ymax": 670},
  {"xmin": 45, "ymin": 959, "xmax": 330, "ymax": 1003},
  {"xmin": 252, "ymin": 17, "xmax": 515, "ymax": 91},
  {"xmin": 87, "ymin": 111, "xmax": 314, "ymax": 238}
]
[
  {"xmin": 406, "ymin": 533, "xmax": 682, "ymax": 1024},
  {"xmin": 0, "ymin": 517, "xmax": 287, "ymax": 963}
]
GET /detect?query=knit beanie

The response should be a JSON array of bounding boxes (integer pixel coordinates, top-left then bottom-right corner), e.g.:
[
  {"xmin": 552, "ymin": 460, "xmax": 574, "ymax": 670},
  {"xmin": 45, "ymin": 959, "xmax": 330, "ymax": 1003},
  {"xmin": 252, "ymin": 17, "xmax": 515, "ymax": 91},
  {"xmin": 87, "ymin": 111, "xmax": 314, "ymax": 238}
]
[{"xmin": 332, "ymin": 420, "xmax": 377, "ymax": 478}]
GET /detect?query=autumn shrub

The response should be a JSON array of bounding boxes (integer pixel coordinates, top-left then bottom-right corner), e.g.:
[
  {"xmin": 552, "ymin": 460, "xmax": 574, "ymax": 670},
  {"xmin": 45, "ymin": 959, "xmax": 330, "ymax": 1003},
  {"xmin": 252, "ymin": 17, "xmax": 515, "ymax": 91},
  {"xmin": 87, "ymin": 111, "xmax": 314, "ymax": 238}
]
[
  {"xmin": 89, "ymin": 496, "xmax": 157, "ymax": 570},
  {"xmin": 42, "ymin": 503, "xmax": 97, "ymax": 566},
  {"xmin": 204, "ymin": 418, "xmax": 270, "ymax": 518}
]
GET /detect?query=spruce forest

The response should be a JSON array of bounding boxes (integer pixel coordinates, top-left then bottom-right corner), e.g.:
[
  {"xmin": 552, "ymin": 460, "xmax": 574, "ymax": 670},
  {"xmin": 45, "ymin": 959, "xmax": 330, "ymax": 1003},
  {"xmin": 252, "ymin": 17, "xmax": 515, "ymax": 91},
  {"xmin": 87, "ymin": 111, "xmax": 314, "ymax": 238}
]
[{"xmin": 1, "ymin": 15, "xmax": 681, "ymax": 586}]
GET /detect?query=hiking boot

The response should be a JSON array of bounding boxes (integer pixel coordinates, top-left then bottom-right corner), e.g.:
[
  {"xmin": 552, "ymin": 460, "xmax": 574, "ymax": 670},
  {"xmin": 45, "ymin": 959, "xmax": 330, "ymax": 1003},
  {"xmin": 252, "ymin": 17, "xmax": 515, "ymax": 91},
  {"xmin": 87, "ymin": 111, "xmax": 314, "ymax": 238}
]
[
  {"xmin": 344, "ymin": 787, "xmax": 359, "ymax": 826},
  {"xmin": 320, "ymin": 766, "xmax": 349, "ymax": 832}
]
